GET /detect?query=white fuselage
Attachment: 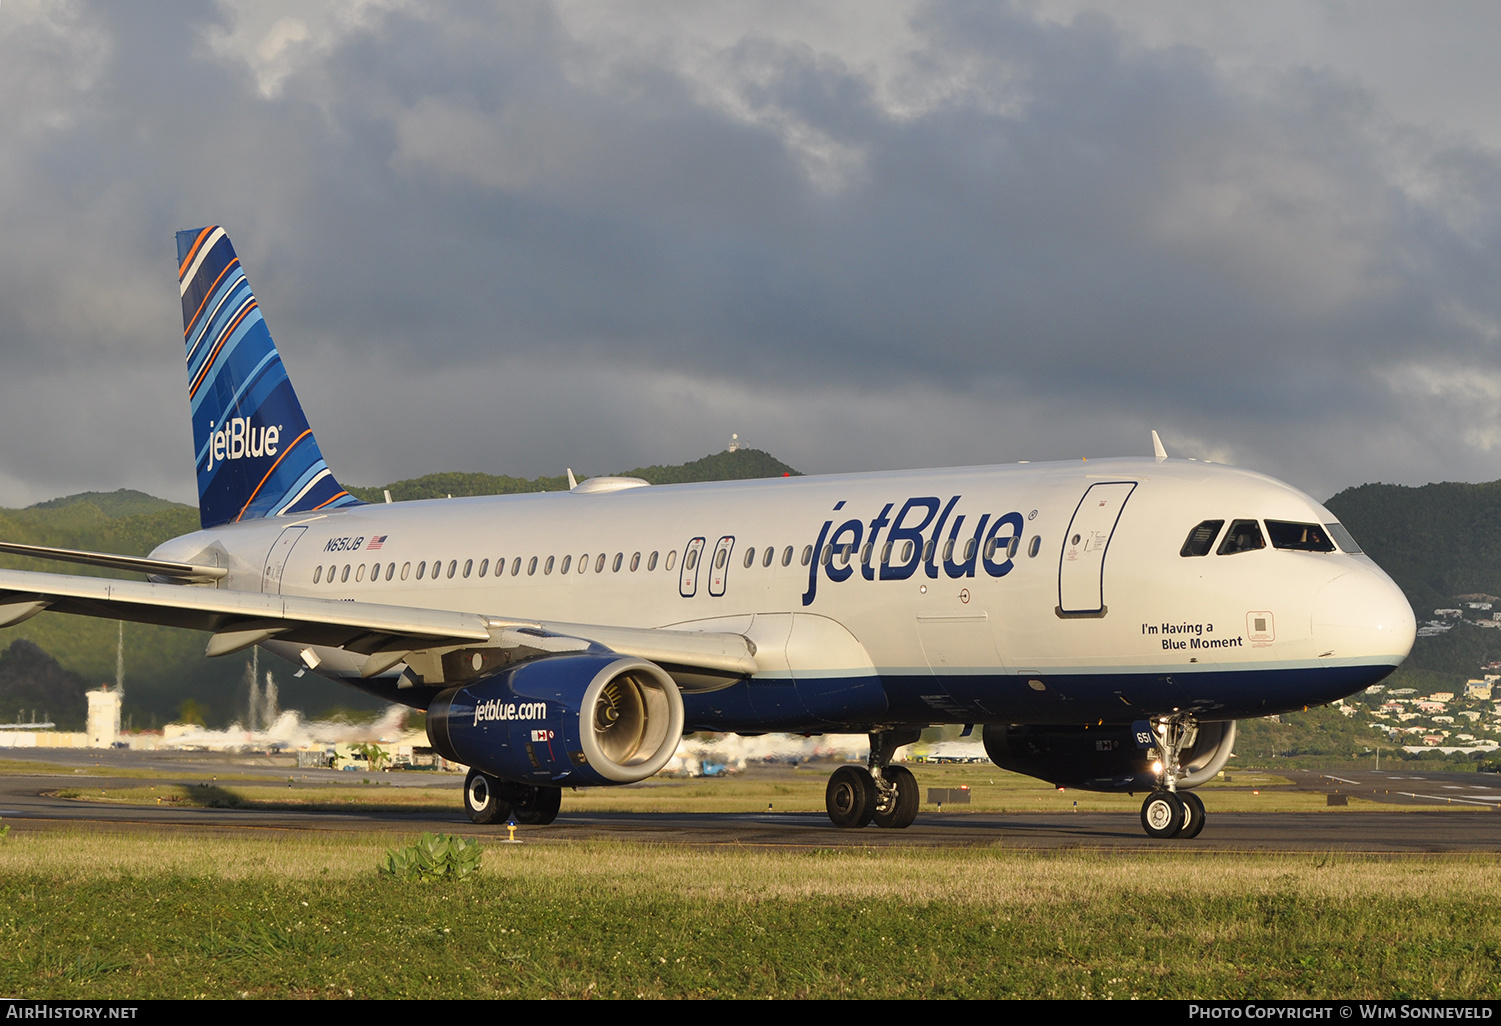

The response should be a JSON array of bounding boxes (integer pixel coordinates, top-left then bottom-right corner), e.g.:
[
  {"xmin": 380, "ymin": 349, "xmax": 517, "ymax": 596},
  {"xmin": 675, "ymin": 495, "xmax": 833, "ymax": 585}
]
[{"xmin": 151, "ymin": 456, "xmax": 1416, "ymax": 731}]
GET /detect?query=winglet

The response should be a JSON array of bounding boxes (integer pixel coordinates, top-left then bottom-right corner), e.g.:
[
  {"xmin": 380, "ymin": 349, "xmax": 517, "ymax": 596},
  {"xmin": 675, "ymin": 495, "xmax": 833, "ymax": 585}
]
[
  {"xmin": 1151, "ymin": 430, "xmax": 1168, "ymax": 463},
  {"xmin": 567, "ymin": 468, "xmax": 578, "ymax": 489}
]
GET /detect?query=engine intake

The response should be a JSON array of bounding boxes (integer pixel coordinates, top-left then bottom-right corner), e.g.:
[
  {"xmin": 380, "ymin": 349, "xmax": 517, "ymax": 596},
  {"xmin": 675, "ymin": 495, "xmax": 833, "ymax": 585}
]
[{"xmin": 427, "ymin": 653, "xmax": 684, "ymax": 786}]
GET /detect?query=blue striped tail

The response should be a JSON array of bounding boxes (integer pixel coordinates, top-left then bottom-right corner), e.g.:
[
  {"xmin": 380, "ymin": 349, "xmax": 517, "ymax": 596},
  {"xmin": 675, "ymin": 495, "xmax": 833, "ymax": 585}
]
[{"xmin": 176, "ymin": 227, "xmax": 361, "ymax": 529}]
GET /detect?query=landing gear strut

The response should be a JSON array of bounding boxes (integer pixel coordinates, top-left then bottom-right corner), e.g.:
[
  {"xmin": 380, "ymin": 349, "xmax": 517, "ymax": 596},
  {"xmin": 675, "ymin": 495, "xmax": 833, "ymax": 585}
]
[
  {"xmin": 1138, "ymin": 713, "xmax": 1207, "ymax": 840},
  {"xmin": 824, "ymin": 729, "xmax": 922, "ymax": 829}
]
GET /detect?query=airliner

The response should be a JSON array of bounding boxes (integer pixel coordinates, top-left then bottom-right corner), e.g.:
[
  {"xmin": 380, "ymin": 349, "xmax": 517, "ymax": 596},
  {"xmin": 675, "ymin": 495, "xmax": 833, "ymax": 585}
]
[{"xmin": 0, "ymin": 227, "xmax": 1416, "ymax": 838}]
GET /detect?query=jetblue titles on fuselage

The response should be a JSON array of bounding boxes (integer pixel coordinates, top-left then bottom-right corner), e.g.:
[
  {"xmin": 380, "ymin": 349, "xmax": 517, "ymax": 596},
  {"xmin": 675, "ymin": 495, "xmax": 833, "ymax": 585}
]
[{"xmin": 802, "ymin": 495, "xmax": 1025, "ymax": 604}]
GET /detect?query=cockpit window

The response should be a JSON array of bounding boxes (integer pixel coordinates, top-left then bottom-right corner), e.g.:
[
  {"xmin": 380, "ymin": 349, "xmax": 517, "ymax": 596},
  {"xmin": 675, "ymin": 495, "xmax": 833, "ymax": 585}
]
[
  {"xmin": 1180, "ymin": 520, "xmax": 1225, "ymax": 557},
  {"xmin": 1325, "ymin": 522, "xmax": 1362, "ymax": 554},
  {"xmin": 1216, "ymin": 519, "xmax": 1265, "ymax": 555},
  {"xmin": 1266, "ymin": 520, "xmax": 1336, "ymax": 552}
]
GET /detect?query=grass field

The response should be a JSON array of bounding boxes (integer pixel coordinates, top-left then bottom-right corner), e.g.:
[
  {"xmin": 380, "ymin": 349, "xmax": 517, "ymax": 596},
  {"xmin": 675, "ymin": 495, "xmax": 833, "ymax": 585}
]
[{"xmin": 0, "ymin": 828, "xmax": 1499, "ymax": 999}]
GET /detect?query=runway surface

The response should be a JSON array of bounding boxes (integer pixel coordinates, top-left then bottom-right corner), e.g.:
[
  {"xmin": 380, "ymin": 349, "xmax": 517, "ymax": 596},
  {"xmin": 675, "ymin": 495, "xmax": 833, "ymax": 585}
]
[{"xmin": 3, "ymin": 749, "xmax": 1500, "ymax": 851}]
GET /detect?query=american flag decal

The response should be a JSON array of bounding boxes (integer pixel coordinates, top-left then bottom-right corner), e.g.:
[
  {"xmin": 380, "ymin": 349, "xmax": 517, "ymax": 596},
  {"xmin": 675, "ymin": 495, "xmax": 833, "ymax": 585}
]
[{"xmin": 367, "ymin": 535, "xmax": 387, "ymax": 550}]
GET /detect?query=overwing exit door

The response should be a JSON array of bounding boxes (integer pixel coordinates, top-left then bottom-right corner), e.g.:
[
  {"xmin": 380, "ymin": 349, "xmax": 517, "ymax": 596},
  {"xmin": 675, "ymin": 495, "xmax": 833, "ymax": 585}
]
[{"xmin": 261, "ymin": 526, "xmax": 308, "ymax": 593}]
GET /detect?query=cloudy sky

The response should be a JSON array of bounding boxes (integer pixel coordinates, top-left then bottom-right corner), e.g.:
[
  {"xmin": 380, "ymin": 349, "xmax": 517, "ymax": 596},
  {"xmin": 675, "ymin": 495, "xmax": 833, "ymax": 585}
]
[{"xmin": 2, "ymin": 1, "xmax": 1500, "ymax": 507}]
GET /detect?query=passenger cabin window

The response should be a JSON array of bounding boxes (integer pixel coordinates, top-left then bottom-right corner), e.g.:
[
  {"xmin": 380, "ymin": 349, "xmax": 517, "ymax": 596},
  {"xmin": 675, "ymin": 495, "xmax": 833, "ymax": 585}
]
[
  {"xmin": 1217, "ymin": 519, "xmax": 1265, "ymax": 555},
  {"xmin": 1266, "ymin": 521, "xmax": 1336, "ymax": 552},
  {"xmin": 743, "ymin": 548, "xmax": 755, "ymax": 569},
  {"xmin": 1180, "ymin": 520, "xmax": 1225, "ymax": 557},
  {"xmin": 763, "ymin": 547, "xmax": 774, "ymax": 568},
  {"xmin": 781, "ymin": 546, "xmax": 793, "ymax": 567},
  {"xmin": 560, "ymin": 555, "xmax": 572, "ymax": 574}
]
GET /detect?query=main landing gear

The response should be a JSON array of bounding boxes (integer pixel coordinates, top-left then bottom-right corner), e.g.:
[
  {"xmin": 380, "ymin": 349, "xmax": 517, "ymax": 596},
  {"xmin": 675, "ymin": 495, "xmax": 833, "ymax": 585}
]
[
  {"xmin": 464, "ymin": 768, "xmax": 562, "ymax": 826},
  {"xmin": 1138, "ymin": 714, "xmax": 1207, "ymax": 840},
  {"xmin": 825, "ymin": 729, "xmax": 922, "ymax": 829}
]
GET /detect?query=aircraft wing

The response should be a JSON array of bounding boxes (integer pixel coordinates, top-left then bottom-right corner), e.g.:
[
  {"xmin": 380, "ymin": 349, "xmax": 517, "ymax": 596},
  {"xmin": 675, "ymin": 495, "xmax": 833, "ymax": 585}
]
[{"xmin": 0, "ymin": 566, "xmax": 757, "ymax": 687}]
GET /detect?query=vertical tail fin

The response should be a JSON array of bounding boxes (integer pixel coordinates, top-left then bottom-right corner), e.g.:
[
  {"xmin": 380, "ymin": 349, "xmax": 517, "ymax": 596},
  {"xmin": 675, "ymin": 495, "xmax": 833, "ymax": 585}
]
[{"xmin": 176, "ymin": 226, "xmax": 361, "ymax": 529}]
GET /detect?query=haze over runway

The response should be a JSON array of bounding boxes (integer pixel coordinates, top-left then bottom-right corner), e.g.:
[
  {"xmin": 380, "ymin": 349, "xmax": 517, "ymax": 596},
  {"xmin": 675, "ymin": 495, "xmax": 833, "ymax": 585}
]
[{"xmin": 2, "ymin": 2, "xmax": 1501, "ymax": 504}]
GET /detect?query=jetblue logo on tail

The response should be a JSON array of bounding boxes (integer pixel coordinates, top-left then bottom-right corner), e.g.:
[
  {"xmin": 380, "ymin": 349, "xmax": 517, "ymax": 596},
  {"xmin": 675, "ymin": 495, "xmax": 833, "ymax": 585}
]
[{"xmin": 205, "ymin": 416, "xmax": 281, "ymax": 472}]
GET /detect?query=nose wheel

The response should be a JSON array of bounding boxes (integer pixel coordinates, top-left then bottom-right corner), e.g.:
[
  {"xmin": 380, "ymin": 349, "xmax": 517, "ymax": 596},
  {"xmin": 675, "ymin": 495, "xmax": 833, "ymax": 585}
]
[
  {"xmin": 1178, "ymin": 791, "xmax": 1206, "ymax": 838},
  {"xmin": 1139, "ymin": 790, "xmax": 1206, "ymax": 839},
  {"xmin": 1140, "ymin": 791, "xmax": 1183, "ymax": 838},
  {"xmin": 1137, "ymin": 713, "xmax": 1211, "ymax": 839}
]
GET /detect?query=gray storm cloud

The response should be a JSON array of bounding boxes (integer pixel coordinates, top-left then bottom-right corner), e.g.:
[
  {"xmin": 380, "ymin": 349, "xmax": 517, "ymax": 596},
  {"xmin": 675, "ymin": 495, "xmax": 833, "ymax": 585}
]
[{"xmin": 0, "ymin": 0, "xmax": 1498, "ymax": 505}]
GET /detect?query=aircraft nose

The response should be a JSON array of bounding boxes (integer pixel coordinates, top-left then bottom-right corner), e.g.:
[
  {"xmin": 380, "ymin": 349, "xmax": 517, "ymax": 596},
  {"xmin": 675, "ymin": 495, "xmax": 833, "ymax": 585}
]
[{"xmin": 1311, "ymin": 567, "xmax": 1416, "ymax": 662}]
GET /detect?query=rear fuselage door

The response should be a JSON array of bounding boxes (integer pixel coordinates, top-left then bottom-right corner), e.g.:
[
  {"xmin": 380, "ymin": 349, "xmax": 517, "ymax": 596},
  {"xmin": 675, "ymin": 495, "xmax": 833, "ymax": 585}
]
[
  {"xmin": 1057, "ymin": 482, "xmax": 1136, "ymax": 615},
  {"xmin": 680, "ymin": 537, "xmax": 706, "ymax": 597},
  {"xmin": 708, "ymin": 536, "xmax": 734, "ymax": 597},
  {"xmin": 261, "ymin": 526, "xmax": 308, "ymax": 593}
]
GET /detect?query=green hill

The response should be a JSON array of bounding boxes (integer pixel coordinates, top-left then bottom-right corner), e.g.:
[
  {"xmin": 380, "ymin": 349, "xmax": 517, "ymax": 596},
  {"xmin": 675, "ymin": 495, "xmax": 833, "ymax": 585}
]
[{"xmin": 28, "ymin": 489, "xmax": 191, "ymax": 518}]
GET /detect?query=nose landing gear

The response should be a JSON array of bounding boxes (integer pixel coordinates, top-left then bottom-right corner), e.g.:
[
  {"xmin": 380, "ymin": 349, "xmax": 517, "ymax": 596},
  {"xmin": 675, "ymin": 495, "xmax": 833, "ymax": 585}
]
[{"xmin": 1139, "ymin": 714, "xmax": 1208, "ymax": 840}]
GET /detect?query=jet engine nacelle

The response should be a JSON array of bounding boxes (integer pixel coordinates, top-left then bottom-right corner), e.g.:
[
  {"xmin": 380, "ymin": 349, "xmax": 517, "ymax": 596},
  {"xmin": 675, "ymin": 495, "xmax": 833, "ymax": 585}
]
[
  {"xmin": 981, "ymin": 720, "xmax": 1237, "ymax": 792},
  {"xmin": 426, "ymin": 653, "xmax": 685, "ymax": 787}
]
